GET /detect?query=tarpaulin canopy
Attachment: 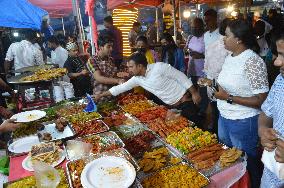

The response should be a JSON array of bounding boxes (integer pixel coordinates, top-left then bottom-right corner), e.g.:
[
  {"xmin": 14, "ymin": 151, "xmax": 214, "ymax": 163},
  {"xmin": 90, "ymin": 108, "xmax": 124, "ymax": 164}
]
[
  {"xmin": 28, "ymin": 0, "xmax": 73, "ymax": 18},
  {"xmin": 0, "ymin": 0, "xmax": 47, "ymax": 30},
  {"xmin": 107, "ymin": 0, "xmax": 163, "ymax": 10},
  {"xmin": 183, "ymin": 0, "xmax": 252, "ymax": 5}
]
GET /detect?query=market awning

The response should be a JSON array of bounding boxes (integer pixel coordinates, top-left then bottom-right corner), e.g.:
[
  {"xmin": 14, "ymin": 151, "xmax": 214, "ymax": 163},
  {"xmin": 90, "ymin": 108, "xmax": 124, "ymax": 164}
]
[
  {"xmin": 183, "ymin": 0, "xmax": 252, "ymax": 5},
  {"xmin": 0, "ymin": 0, "xmax": 47, "ymax": 30},
  {"xmin": 107, "ymin": 0, "xmax": 164, "ymax": 10},
  {"xmin": 28, "ymin": 0, "xmax": 73, "ymax": 18}
]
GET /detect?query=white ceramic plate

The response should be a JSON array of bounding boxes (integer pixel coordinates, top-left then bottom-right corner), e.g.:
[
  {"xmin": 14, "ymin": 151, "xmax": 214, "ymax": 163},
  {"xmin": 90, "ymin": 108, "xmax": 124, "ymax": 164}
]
[
  {"xmin": 81, "ymin": 156, "xmax": 136, "ymax": 188},
  {"xmin": 11, "ymin": 110, "xmax": 46, "ymax": 123},
  {"xmin": 8, "ymin": 136, "xmax": 40, "ymax": 154},
  {"xmin": 22, "ymin": 149, "xmax": 65, "ymax": 172}
]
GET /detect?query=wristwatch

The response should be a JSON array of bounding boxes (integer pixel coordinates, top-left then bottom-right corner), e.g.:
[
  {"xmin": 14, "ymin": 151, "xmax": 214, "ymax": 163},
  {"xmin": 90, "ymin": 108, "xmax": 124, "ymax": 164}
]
[{"xmin": 227, "ymin": 95, "xmax": 233, "ymax": 104}]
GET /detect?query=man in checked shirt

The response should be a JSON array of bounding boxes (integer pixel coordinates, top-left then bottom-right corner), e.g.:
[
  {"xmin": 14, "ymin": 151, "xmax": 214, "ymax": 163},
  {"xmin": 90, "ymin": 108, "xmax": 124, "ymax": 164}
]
[
  {"xmin": 258, "ymin": 29, "xmax": 284, "ymax": 188},
  {"xmin": 86, "ymin": 34, "xmax": 124, "ymax": 102}
]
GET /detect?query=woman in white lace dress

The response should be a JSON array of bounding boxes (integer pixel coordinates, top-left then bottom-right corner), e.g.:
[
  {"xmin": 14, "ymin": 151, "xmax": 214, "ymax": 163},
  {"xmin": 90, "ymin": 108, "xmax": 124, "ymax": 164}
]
[{"xmin": 214, "ymin": 19, "xmax": 269, "ymax": 188}]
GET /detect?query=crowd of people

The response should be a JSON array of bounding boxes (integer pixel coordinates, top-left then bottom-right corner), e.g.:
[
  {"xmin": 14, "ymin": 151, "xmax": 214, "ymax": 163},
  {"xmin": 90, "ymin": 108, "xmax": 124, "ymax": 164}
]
[{"xmin": 0, "ymin": 7, "xmax": 283, "ymax": 188}]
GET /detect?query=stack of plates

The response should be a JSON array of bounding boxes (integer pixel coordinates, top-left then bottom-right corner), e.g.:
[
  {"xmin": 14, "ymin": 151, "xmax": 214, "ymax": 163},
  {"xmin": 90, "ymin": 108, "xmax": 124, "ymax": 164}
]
[
  {"xmin": 63, "ymin": 84, "xmax": 74, "ymax": 99},
  {"xmin": 59, "ymin": 81, "xmax": 74, "ymax": 99},
  {"xmin": 53, "ymin": 85, "xmax": 64, "ymax": 102}
]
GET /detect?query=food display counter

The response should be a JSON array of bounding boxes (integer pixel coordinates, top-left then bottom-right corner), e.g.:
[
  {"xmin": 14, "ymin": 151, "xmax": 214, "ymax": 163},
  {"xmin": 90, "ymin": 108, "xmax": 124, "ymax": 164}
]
[{"xmin": 5, "ymin": 93, "xmax": 248, "ymax": 188}]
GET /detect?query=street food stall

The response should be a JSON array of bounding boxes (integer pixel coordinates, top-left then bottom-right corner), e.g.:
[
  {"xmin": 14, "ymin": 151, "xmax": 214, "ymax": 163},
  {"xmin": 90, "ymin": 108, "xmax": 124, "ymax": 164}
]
[
  {"xmin": 7, "ymin": 65, "xmax": 67, "ymax": 111},
  {"xmin": 4, "ymin": 93, "xmax": 247, "ymax": 187}
]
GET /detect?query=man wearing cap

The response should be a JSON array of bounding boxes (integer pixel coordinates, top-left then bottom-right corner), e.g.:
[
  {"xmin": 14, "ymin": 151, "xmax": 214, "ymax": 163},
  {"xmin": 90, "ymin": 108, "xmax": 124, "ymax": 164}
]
[
  {"xmin": 4, "ymin": 30, "xmax": 44, "ymax": 74},
  {"xmin": 64, "ymin": 42, "xmax": 92, "ymax": 98}
]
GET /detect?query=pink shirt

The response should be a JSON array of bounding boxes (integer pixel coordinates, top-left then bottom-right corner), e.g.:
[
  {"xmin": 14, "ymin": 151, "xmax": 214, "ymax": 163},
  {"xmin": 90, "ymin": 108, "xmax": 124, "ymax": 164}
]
[{"xmin": 186, "ymin": 35, "xmax": 205, "ymax": 77}]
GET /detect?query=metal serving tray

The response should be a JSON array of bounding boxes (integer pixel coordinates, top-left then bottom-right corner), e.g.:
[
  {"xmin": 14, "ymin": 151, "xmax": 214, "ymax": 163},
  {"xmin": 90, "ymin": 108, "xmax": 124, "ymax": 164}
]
[
  {"xmin": 37, "ymin": 121, "xmax": 76, "ymax": 142},
  {"xmin": 138, "ymin": 161, "xmax": 210, "ymax": 188},
  {"xmin": 65, "ymin": 148, "xmax": 140, "ymax": 188},
  {"xmin": 65, "ymin": 131, "xmax": 125, "ymax": 160}
]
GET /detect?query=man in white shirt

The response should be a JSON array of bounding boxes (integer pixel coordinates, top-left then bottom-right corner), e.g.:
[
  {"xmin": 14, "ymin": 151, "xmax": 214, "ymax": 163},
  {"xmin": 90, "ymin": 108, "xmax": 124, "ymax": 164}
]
[
  {"xmin": 48, "ymin": 36, "xmax": 68, "ymax": 68},
  {"xmin": 204, "ymin": 9, "xmax": 221, "ymax": 48},
  {"xmin": 95, "ymin": 53, "xmax": 202, "ymax": 125},
  {"xmin": 4, "ymin": 30, "xmax": 44, "ymax": 74}
]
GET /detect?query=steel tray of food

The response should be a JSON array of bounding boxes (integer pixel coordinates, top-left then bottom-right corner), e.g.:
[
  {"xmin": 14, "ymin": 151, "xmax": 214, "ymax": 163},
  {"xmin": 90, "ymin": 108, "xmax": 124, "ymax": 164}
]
[
  {"xmin": 147, "ymin": 116, "xmax": 194, "ymax": 138},
  {"xmin": 102, "ymin": 112, "xmax": 138, "ymax": 127},
  {"xmin": 117, "ymin": 93, "xmax": 148, "ymax": 105},
  {"xmin": 122, "ymin": 130, "xmax": 159, "ymax": 158},
  {"xmin": 14, "ymin": 64, "xmax": 58, "ymax": 74},
  {"xmin": 18, "ymin": 68, "xmax": 67, "ymax": 82},
  {"xmin": 139, "ymin": 162, "xmax": 210, "ymax": 188},
  {"xmin": 134, "ymin": 105, "xmax": 168, "ymax": 123},
  {"xmin": 71, "ymin": 119, "xmax": 109, "ymax": 137},
  {"xmin": 67, "ymin": 111, "xmax": 102, "ymax": 124},
  {"xmin": 7, "ymin": 72, "xmax": 50, "ymax": 84},
  {"xmin": 186, "ymin": 144, "xmax": 246, "ymax": 177},
  {"xmin": 165, "ymin": 126, "xmax": 218, "ymax": 155},
  {"xmin": 97, "ymin": 101, "xmax": 120, "ymax": 117},
  {"xmin": 37, "ymin": 119, "xmax": 76, "ymax": 142},
  {"xmin": 65, "ymin": 131, "xmax": 125, "ymax": 160},
  {"xmin": 136, "ymin": 144, "xmax": 184, "ymax": 179},
  {"xmin": 56, "ymin": 104, "xmax": 86, "ymax": 118},
  {"xmin": 12, "ymin": 121, "xmax": 44, "ymax": 139},
  {"xmin": 3, "ymin": 168, "xmax": 69, "ymax": 188},
  {"xmin": 66, "ymin": 148, "xmax": 139, "ymax": 188},
  {"xmin": 120, "ymin": 100, "xmax": 156, "ymax": 116},
  {"xmin": 112, "ymin": 123, "xmax": 148, "ymax": 140}
]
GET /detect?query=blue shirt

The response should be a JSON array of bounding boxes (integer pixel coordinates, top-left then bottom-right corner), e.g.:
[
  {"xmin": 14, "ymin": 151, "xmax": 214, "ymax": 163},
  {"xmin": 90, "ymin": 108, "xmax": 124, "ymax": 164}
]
[{"xmin": 261, "ymin": 75, "xmax": 284, "ymax": 188}]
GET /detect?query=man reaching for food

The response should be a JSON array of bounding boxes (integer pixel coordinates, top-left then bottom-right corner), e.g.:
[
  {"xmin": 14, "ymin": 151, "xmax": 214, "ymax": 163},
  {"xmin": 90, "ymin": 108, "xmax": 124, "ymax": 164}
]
[{"xmin": 94, "ymin": 53, "xmax": 202, "ymax": 125}]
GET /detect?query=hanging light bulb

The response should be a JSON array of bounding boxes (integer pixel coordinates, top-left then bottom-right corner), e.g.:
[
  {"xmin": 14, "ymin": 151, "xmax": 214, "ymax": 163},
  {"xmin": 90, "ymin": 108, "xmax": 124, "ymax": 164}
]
[
  {"xmin": 183, "ymin": 10, "xmax": 191, "ymax": 18},
  {"xmin": 227, "ymin": 5, "xmax": 234, "ymax": 12}
]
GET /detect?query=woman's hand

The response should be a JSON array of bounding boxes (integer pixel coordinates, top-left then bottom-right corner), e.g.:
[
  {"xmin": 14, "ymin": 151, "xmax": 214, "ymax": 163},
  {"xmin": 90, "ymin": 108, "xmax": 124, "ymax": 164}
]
[
  {"xmin": 0, "ymin": 119, "xmax": 20, "ymax": 132},
  {"xmin": 214, "ymin": 86, "xmax": 230, "ymax": 100}
]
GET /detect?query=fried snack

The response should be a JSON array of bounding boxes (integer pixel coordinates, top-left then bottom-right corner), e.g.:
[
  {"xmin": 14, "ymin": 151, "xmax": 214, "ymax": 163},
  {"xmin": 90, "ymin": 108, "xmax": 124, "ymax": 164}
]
[
  {"xmin": 102, "ymin": 112, "xmax": 128, "ymax": 127},
  {"xmin": 67, "ymin": 112, "xmax": 101, "ymax": 124},
  {"xmin": 142, "ymin": 164, "xmax": 209, "ymax": 188},
  {"xmin": 13, "ymin": 121, "xmax": 43, "ymax": 138},
  {"xmin": 139, "ymin": 147, "xmax": 169, "ymax": 172},
  {"xmin": 56, "ymin": 104, "xmax": 86, "ymax": 117},
  {"xmin": 7, "ymin": 168, "xmax": 68, "ymax": 188},
  {"xmin": 41, "ymin": 132, "xmax": 52, "ymax": 141},
  {"xmin": 135, "ymin": 106, "xmax": 168, "ymax": 123},
  {"xmin": 123, "ymin": 130, "xmax": 156, "ymax": 156},
  {"xmin": 68, "ymin": 159, "xmax": 86, "ymax": 188},
  {"xmin": 187, "ymin": 144, "xmax": 226, "ymax": 170},
  {"xmin": 118, "ymin": 93, "xmax": 147, "ymax": 105},
  {"xmin": 20, "ymin": 68, "xmax": 67, "ymax": 82},
  {"xmin": 148, "ymin": 116, "xmax": 190, "ymax": 138},
  {"xmin": 170, "ymin": 157, "xmax": 182, "ymax": 165},
  {"xmin": 220, "ymin": 147, "xmax": 242, "ymax": 168},
  {"xmin": 72, "ymin": 120, "xmax": 108, "ymax": 137},
  {"xmin": 30, "ymin": 143, "xmax": 60, "ymax": 166},
  {"xmin": 166, "ymin": 127, "xmax": 218, "ymax": 154},
  {"xmin": 122, "ymin": 100, "xmax": 155, "ymax": 115},
  {"xmin": 55, "ymin": 118, "xmax": 68, "ymax": 132},
  {"xmin": 81, "ymin": 133, "xmax": 122, "ymax": 154}
]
